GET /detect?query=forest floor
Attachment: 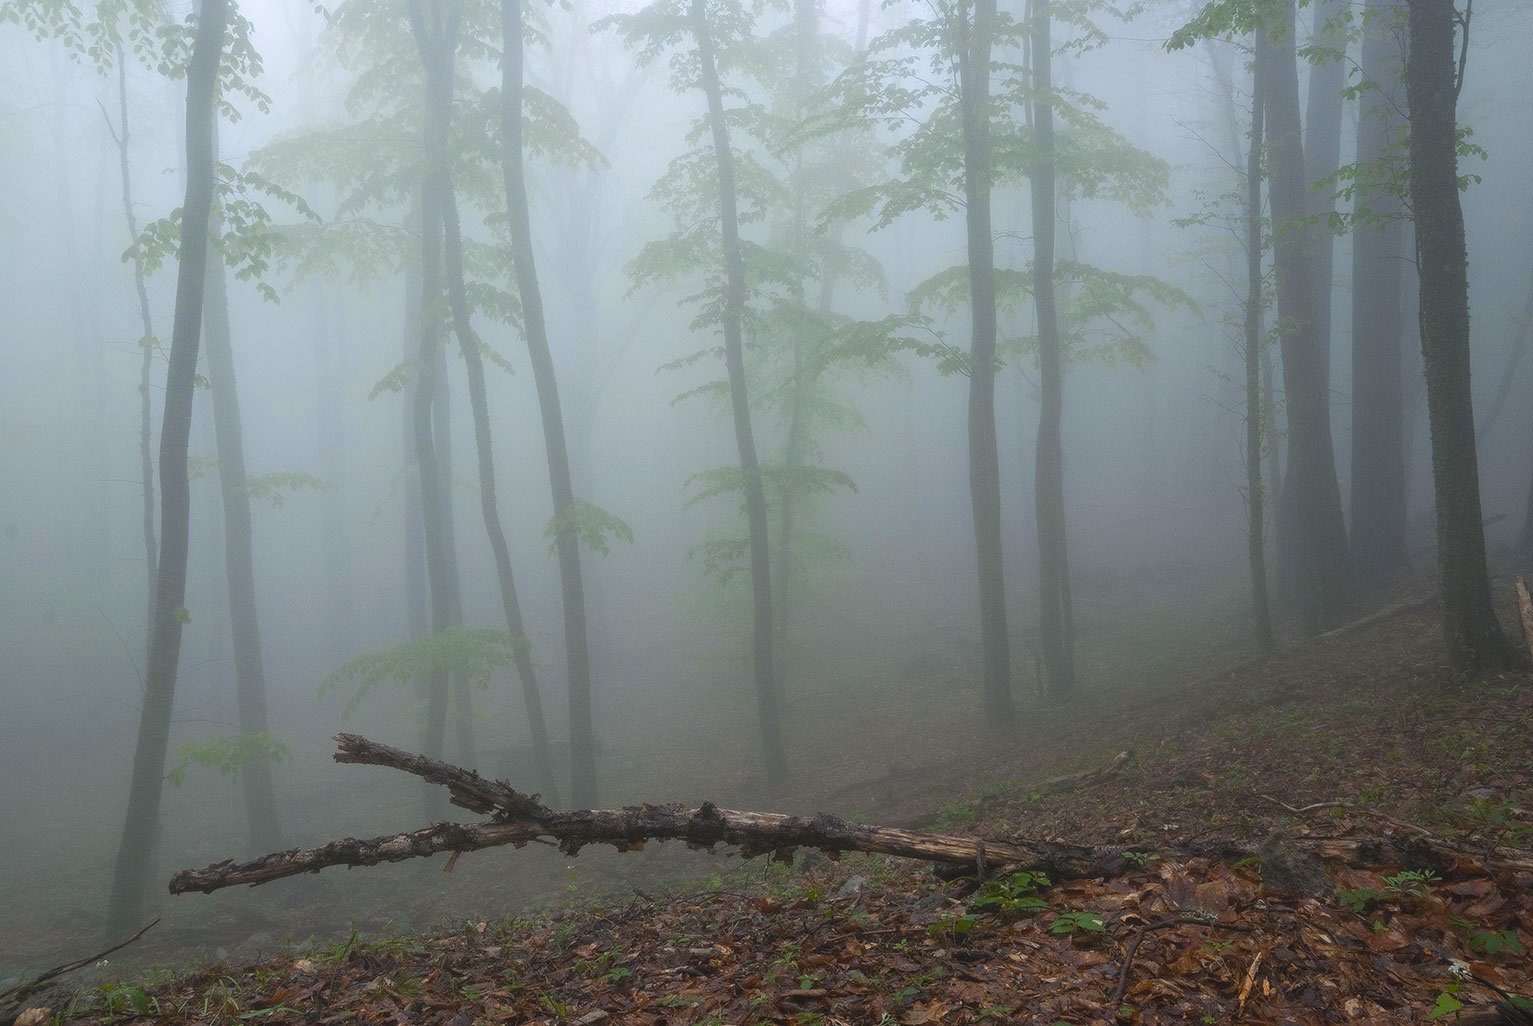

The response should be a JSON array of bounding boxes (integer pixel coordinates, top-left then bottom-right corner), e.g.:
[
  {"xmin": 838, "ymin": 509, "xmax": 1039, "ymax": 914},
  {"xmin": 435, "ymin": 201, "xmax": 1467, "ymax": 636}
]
[{"xmin": 10, "ymin": 574, "xmax": 1533, "ymax": 1025}]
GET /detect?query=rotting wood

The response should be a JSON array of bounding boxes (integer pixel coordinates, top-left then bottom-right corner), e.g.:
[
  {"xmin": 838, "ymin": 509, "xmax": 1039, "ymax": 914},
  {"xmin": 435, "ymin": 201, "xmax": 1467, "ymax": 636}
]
[{"xmin": 171, "ymin": 735, "xmax": 1533, "ymax": 895}]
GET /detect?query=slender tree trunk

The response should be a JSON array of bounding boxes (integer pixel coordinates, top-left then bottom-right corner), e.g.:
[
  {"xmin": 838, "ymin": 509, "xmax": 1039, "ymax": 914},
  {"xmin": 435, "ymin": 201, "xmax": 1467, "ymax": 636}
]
[
  {"xmin": 1303, "ymin": 0, "xmax": 1347, "ymax": 384},
  {"xmin": 405, "ymin": 0, "xmax": 461, "ymax": 814},
  {"xmin": 202, "ymin": 121, "xmax": 283, "ymax": 852},
  {"xmin": 437, "ymin": 343, "xmax": 475, "ymax": 769},
  {"xmin": 1350, "ymin": 0, "xmax": 1409, "ymax": 582},
  {"xmin": 108, "ymin": 49, "xmax": 160, "ymax": 642},
  {"xmin": 691, "ymin": 0, "xmax": 788, "ymax": 783},
  {"xmin": 313, "ymin": 294, "xmax": 355, "ymax": 665},
  {"xmin": 403, "ymin": 208, "xmax": 429, "ymax": 651},
  {"xmin": 1029, "ymin": 0, "xmax": 1073, "ymax": 698},
  {"xmin": 771, "ymin": 0, "xmax": 825, "ymax": 712},
  {"xmin": 1405, "ymin": 0, "xmax": 1524, "ymax": 673},
  {"xmin": 1264, "ymin": 0, "xmax": 1349, "ymax": 632},
  {"xmin": 104, "ymin": 0, "xmax": 230, "ymax": 939},
  {"xmin": 1519, "ymin": 466, "xmax": 1533, "ymax": 563},
  {"xmin": 1245, "ymin": 27, "xmax": 1275, "ymax": 653},
  {"xmin": 958, "ymin": 0, "xmax": 1015, "ymax": 720},
  {"xmin": 501, "ymin": 0, "xmax": 596, "ymax": 805},
  {"xmin": 438, "ymin": 183, "xmax": 559, "ymax": 800}
]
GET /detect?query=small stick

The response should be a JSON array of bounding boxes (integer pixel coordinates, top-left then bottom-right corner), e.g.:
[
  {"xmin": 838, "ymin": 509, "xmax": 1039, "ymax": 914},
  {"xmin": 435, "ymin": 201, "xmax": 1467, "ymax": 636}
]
[
  {"xmin": 1109, "ymin": 917, "xmax": 1253, "ymax": 1009},
  {"xmin": 1, "ymin": 918, "xmax": 160, "ymax": 1007}
]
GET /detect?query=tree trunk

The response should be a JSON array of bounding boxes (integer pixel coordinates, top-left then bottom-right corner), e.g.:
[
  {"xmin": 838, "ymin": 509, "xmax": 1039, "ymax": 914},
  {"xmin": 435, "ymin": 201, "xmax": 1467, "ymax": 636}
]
[
  {"xmin": 771, "ymin": 0, "xmax": 827, "ymax": 712},
  {"xmin": 1521, "ymin": 467, "xmax": 1533, "ymax": 564},
  {"xmin": 104, "ymin": 0, "xmax": 230, "ymax": 939},
  {"xmin": 1349, "ymin": 0, "xmax": 1409, "ymax": 583},
  {"xmin": 1245, "ymin": 26, "xmax": 1275, "ymax": 653},
  {"xmin": 1264, "ymin": 0, "xmax": 1349, "ymax": 631},
  {"xmin": 312, "ymin": 293, "xmax": 355, "ymax": 665},
  {"xmin": 202, "ymin": 120, "xmax": 283, "ymax": 853},
  {"xmin": 691, "ymin": 0, "xmax": 788, "ymax": 783},
  {"xmin": 501, "ymin": 0, "xmax": 596, "ymax": 806},
  {"xmin": 959, "ymin": 0, "xmax": 1015, "ymax": 719},
  {"xmin": 438, "ymin": 182, "xmax": 559, "ymax": 801},
  {"xmin": 1302, "ymin": 0, "xmax": 1347, "ymax": 385},
  {"xmin": 1405, "ymin": 0, "xmax": 1524, "ymax": 673},
  {"xmin": 436, "ymin": 341, "xmax": 475, "ymax": 769},
  {"xmin": 405, "ymin": 0, "xmax": 461, "ymax": 815},
  {"xmin": 108, "ymin": 49, "xmax": 160, "ymax": 643},
  {"xmin": 1029, "ymin": 0, "xmax": 1073, "ymax": 697},
  {"xmin": 402, "ymin": 202, "xmax": 429, "ymax": 655}
]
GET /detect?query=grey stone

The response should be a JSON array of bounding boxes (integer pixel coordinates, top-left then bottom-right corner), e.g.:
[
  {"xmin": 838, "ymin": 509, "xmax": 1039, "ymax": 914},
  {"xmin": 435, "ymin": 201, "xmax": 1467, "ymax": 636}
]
[
  {"xmin": 834, "ymin": 874, "xmax": 870, "ymax": 898},
  {"xmin": 1257, "ymin": 832, "xmax": 1333, "ymax": 898}
]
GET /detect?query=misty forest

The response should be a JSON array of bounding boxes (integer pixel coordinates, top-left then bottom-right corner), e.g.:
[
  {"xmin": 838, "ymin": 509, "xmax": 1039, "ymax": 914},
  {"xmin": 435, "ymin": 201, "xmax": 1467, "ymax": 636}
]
[{"xmin": 2, "ymin": 0, "xmax": 1532, "ymax": 1019}]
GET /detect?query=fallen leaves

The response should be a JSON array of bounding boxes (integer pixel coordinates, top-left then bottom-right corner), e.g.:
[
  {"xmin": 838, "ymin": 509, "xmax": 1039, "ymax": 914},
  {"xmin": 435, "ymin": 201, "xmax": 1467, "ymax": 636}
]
[{"xmin": 66, "ymin": 841, "xmax": 1531, "ymax": 1026}]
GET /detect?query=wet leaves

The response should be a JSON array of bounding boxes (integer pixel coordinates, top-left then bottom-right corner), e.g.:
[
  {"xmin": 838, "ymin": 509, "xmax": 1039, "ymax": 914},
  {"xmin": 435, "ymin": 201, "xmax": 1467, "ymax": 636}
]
[{"xmin": 69, "ymin": 842, "xmax": 1531, "ymax": 1026}]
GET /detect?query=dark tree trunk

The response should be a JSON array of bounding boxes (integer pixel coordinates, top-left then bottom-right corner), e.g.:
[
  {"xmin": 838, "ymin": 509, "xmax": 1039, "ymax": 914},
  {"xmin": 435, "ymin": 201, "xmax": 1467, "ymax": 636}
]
[
  {"xmin": 202, "ymin": 128, "xmax": 283, "ymax": 853},
  {"xmin": 1405, "ymin": 0, "xmax": 1524, "ymax": 673},
  {"xmin": 959, "ymin": 0, "xmax": 1015, "ymax": 719},
  {"xmin": 501, "ymin": 0, "xmax": 596, "ymax": 805},
  {"xmin": 691, "ymin": 0, "xmax": 788, "ymax": 783},
  {"xmin": 438, "ymin": 182, "xmax": 559, "ymax": 801},
  {"xmin": 104, "ymin": 0, "xmax": 230, "ymax": 939},
  {"xmin": 1349, "ymin": 0, "xmax": 1409, "ymax": 582},
  {"xmin": 1029, "ymin": 0, "xmax": 1073, "ymax": 698},
  {"xmin": 108, "ymin": 49, "xmax": 160, "ymax": 642},
  {"xmin": 1245, "ymin": 26, "xmax": 1275, "ymax": 654},
  {"xmin": 1264, "ymin": 0, "xmax": 1349, "ymax": 632}
]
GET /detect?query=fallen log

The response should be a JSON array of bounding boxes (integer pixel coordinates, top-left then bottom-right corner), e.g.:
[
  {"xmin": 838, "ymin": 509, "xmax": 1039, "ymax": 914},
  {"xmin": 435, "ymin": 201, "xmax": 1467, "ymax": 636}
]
[{"xmin": 169, "ymin": 734, "xmax": 1532, "ymax": 895}]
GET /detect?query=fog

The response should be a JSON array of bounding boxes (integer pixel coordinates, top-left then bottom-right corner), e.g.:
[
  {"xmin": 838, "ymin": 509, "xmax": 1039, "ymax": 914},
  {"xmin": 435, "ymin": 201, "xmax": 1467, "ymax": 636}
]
[{"xmin": 1, "ymin": 0, "xmax": 1530, "ymax": 974}]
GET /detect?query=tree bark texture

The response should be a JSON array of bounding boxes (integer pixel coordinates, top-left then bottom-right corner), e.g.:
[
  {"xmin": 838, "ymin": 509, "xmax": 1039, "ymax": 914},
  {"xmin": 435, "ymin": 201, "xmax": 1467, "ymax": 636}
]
[
  {"xmin": 691, "ymin": 0, "xmax": 789, "ymax": 783},
  {"xmin": 1349, "ymin": 0, "xmax": 1409, "ymax": 582},
  {"xmin": 202, "ymin": 124, "xmax": 284, "ymax": 853},
  {"xmin": 1029, "ymin": 0, "xmax": 1075, "ymax": 697},
  {"xmin": 1245, "ymin": 27, "xmax": 1275, "ymax": 653},
  {"xmin": 959, "ymin": 0, "xmax": 1015, "ymax": 719},
  {"xmin": 1264, "ymin": 0, "xmax": 1349, "ymax": 632},
  {"xmin": 501, "ymin": 0, "xmax": 595, "ymax": 806},
  {"xmin": 105, "ymin": 0, "xmax": 231, "ymax": 939},
  {"xmin": 1405, "ymin": 0, "xmax": 1524, "ymax": 673}
]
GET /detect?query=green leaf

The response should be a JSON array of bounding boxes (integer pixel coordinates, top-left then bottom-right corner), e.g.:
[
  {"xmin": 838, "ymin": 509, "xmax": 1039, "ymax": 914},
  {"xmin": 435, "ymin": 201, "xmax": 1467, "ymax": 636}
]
[
  {"xmin": 545, "ymin": 500, "xmax": 635, "ymax": 557},
  {"xmin": 1428, "ymin": 990, "xmax": 1463, "ymax": 1020}
]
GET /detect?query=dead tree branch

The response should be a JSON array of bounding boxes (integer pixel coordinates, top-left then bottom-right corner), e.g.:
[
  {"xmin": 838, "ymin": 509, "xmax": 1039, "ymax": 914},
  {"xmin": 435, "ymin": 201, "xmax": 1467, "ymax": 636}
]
[{"xmin": 170, "ymin": 735, "xmax": 1533, "ymax": 896}]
